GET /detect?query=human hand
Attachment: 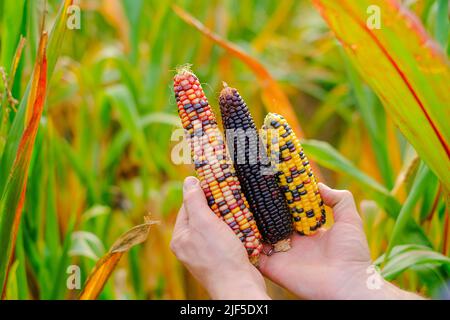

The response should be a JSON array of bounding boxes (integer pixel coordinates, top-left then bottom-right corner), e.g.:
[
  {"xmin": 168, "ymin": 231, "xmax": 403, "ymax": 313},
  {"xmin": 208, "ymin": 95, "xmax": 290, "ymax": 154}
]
[
  {"xmin": 259, "ymin": 183, "xmax": 422, "ymax": 300},
  {"xmin": 170, "ymin": 176, "xmax": 270, "ymax": 300}
]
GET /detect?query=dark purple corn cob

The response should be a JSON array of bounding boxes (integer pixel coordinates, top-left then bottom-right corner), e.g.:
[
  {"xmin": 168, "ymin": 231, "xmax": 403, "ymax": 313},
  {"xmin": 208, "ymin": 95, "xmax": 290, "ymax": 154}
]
[{"xmin": 219, "ymin": 86, "xmax": 293, "ymax": 251}]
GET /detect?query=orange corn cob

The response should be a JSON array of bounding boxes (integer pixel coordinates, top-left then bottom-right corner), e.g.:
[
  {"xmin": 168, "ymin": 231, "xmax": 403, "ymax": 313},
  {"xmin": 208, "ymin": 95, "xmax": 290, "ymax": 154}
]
[{"xmin": 173, "ymin": 67, "xmax": 262, "ymax": 264}]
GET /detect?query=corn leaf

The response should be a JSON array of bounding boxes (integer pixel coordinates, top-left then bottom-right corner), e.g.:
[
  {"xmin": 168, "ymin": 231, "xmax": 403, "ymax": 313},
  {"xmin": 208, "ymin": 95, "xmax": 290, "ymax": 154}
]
[
  {"xmin": 70, "ymin": 231, "xmax": 106, "ymax": 261},
  {"xmin": 57, "ymin": 137, "xmax": 99, "ymax": 203},
  {"xmin": 105, "ymin": 85, "xmax": 156, "ymax": 174},
  {"xmin": 375, "ymin": 244, "xmax": 450, "ymax": 280},
  {"xmin": 14, "ymin": 226, "xmax": 28, "ymax": 299},
  {"xmin": 122, "ymin": 0, "xmax": 144, "ymax": 62},
  {"xmin": 50, "ymin": 215, "xmax": 76, "ymax": 300},
  {"xmin": 79, "ymin": 219, "xmax": 156, "ymax": 300},
  {"xmin": 5, "ymin": 261, "xmax": 19, "ymax": 300},
  {"xmin": 0, "ymin": 0, "xmax": 26, "ymax": 72},
  {"xmin": 104, "ymin": 112, "xmax": 180, "ymax": 171},
  {"xmin": 384, "ymin": 162, "xmax": 432, "ymax": 261},
  {"xmin": 341, "ymin": 50, "xmax": 394, "ymax": 189},
  {"xmin": 47, "ymin": 0, "xmax": 74, "ymax": 76},
  {"xmin": 0, "ymin": 36, "xmax": 26, "ymax": 155},
  {"xmin": 313, "ymin": 0, "xmax": 450, "ymax": 192},
  {"xmin": 0, "ymin": 32, "xmax": 48, "ymax": 296},
  {"xmin": 435, "ymin": 0, "xmax": 448, "ymax": 50}
]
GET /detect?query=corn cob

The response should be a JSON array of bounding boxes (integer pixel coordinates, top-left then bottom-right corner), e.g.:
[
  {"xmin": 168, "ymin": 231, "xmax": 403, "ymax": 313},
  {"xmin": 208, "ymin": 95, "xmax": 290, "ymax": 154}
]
[
  {"xmin": 173, "ymin": 68, "xmax": 262, "ymax": 264},
  {"xmin": 219, "ymin": 86, "xmax": 293, "ymax": 252},
  {"xmin": 263, "ymin": 113, "xmax": 326, "ymax": 235}
]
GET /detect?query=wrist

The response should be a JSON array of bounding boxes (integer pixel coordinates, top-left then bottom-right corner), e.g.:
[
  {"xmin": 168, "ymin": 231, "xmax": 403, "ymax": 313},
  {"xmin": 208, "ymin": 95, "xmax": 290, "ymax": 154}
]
[
  {"xmin": 210, "ymin": 281, "xmax": 271, "ymax": 300},
  {"xmin": 332, "ymin": 264, "xmax": 423, "ymax": 300},
  {"xmin": 206, "ymin": 266, "xmax": 271, "ymax": 300}
]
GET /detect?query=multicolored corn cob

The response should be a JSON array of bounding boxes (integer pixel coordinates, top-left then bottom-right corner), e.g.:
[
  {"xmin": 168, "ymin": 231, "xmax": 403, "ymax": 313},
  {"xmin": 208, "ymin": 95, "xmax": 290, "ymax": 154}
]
[
  {"xmin": 173, "ymin": 68, "xmax": 263, "ymax": 264},
  {"xmin": 263, "ymin": 113, "xmax": 326, "ymax": 235},
  {"xmin": 219, "ymin": 86, "xmax": 293, "ymax": 252}
]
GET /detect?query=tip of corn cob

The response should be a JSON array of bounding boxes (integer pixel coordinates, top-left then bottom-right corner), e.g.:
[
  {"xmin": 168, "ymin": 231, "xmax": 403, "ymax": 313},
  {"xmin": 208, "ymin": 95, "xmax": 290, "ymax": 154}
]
[
  {"xmin": 219, "ymin": 86, "xmax": 241, "ymax": 118},
  {"xmin": 219, "ymin": 85, "xmax": 234, "ymax": 96},
  {"xmin": 263, "ymin": 112, "xmax": 285, "ymax": 128},
  {"xmin": 175, "ymin": 63, "xmax": 194, "ymax": 76}
]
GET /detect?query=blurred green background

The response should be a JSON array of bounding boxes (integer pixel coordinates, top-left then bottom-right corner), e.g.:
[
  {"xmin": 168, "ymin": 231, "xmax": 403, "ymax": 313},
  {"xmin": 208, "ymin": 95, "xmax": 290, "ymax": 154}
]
[{"xmin": 0, "ymin": 0, "xmax": 448, "ymax": 299}]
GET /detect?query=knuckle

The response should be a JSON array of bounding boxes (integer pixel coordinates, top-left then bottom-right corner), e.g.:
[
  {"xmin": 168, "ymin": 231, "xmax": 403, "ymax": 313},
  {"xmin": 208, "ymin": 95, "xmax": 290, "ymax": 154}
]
[
  {"xmin": 169, "ymin": 239, "xmax": 178, "ymax": 253},
  {"xmin": 341, "ymin": 189, "xmax": 354, "ymax": 201},
  {"xmin": 170, "ymin": 231, "xmax": 189, "ymax": 254},
  {"xmin": 170, "ymin": 236, "xmax": 182, "ymax": 253}
]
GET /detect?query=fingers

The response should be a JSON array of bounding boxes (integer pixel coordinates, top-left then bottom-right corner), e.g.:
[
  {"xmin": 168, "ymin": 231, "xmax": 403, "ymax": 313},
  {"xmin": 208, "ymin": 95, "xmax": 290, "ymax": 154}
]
[
  {"xmin": 318, "ymin": 183, "xmax": 361, "ymax": 226},
  {"xmin": 257, "ymin": 251, "xmax": 270, "ymax": 272},
  {"xmin": 183, "ymin": 176, "xmax": 219, "ymax": 230}
]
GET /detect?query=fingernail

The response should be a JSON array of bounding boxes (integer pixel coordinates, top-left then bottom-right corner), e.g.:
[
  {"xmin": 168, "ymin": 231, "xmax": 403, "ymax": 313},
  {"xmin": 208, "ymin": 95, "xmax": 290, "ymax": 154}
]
[{"xmin": 183, "ymin": 176, "xmax": 199, "ymax": 192}]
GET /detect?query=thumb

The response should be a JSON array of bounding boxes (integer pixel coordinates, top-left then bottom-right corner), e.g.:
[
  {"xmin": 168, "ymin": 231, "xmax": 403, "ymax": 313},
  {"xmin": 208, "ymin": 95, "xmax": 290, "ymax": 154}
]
[
  {"xmin": 183, "ymin": 176, "xmax": 219, "ymax": 230},
  {"xmin": 318, "ymin": 183, "xmax": 361, "ymax": 226}
]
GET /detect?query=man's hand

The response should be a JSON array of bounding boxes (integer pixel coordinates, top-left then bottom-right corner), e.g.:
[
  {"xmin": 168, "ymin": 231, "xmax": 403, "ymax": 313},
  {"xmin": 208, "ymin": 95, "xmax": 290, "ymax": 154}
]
[
  {"xmin": 170, "ymin": 176, "xmax": 270, "ymax": 300},
  {"xmin": 259, "ymin": 183, "xmax": 423, "ymax": 300}
]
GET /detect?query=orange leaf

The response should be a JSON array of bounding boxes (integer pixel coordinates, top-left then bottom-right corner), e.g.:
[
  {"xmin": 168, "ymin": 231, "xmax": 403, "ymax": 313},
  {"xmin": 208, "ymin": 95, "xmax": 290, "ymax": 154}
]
[
  {"xmin": 78, "ymin": 252, "xmax": 123, "ymax": 300},
  {"xmin": 79, "ymin": 219, "xmax": 156, "ymax": 300},
  {"xmin": 0, "ymin": 32, "xmax": 48, "ymax": 296}
]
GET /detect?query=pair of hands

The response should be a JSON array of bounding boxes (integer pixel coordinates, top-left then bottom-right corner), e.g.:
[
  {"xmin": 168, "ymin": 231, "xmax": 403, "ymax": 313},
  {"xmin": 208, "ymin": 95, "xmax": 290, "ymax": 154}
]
[{"xmin": 170, "ymin": 176, "xmax": 420, "ymax": 300}]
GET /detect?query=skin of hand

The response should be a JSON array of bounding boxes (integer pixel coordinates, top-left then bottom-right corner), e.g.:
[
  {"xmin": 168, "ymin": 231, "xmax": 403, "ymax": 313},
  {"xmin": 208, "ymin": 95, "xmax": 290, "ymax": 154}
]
[
  {"xmin": 170, "ymin": 176, "xmax": 271, "ymax": 300},
  {"xmin": 259, "ymin": 183, "xmax": 423, "ymax": 300}
]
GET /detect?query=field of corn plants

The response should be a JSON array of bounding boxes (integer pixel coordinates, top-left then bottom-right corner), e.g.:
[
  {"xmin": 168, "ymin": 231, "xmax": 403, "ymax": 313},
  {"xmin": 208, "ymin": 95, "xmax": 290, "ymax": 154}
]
[{"xmin": 0, "ymin": 0, "xmax": 449, "ymax": 300}]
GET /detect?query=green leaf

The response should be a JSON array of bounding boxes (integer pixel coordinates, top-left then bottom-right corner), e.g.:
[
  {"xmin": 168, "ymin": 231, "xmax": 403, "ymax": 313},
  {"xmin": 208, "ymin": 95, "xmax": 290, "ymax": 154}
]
[
  {"xmin": 50, "ymin": 215, "xmax": 76, "ymax": 300},
  {"xmin": 313, "ymin": 0, "xmax": 450, "ymax": 192},
  {"xmin": 103, "ymin": 112, "xmax": 180, "ymax": 171},
  {"xmin": 104, "ymin": 85, "xmax": 156, "ymax": 174},
  {"xmin": 57, "ymin": 137, "xmax": 99, "ymax": 203},
  {"xmin": 0, "ymin": 0, "xmax": 26, "ymax": 72},
  {"xmin": 47, "ymin": 0, "xmax": 74, "ymax": 77},
  {"xmin": 0, "ymin": 33, "xmax": 48, "ymax": 295},
  {"xmin": 302, "ymin": 139, "xmax": 398, "ymax": 212},
  {"xmin": 385, "ymin": 162, "xmax": 433, "ymax": 261},
  {"xmin": 14, "ymin": 225, "xmax": 28, "ymax": 300},
  {"xmin": 70, "ymin": 231, "xmax": 106, "ymax": 261},
  {"xmin": 82, "ymin": 205, "xmax": 111, "ymax": 224},
  {"xmin": 435, "ymin": 0, "xmax": 449, "ymax": 50},
  {"xmin": 5, "ymin": 261, "xmax": 19, "ymax": 300},
  {"xmin": 375, "ymin": 244, "xmax": 450, "ymax": 280},
  {"xmin": 341, "ymin": 50, "xmax": 394, "ymax": 188}
]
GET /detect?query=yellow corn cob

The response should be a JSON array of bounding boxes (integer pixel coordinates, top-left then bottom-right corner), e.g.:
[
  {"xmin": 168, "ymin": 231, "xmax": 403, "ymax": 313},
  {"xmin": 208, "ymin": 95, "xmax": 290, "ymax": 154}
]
[
  {"xmin": 262, "ymin": 113, "xmax": 326, "ymax": 235},
  {"xmin": 173, "ymin": 67, "xmax": 263, "ymax": 264}
]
